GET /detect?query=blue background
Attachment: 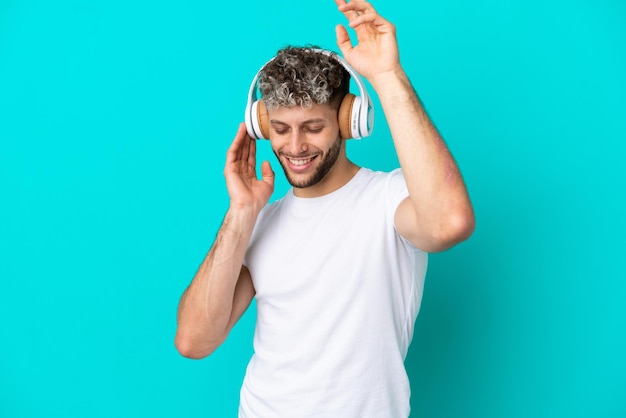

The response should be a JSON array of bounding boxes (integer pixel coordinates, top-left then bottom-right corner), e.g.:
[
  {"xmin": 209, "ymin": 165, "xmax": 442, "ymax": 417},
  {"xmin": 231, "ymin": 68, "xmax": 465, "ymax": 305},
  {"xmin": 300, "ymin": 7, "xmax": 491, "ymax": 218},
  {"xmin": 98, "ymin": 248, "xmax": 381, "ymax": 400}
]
[{"xmin": 1, "ymin": 0, "xmax": 625, "ymax": 417}]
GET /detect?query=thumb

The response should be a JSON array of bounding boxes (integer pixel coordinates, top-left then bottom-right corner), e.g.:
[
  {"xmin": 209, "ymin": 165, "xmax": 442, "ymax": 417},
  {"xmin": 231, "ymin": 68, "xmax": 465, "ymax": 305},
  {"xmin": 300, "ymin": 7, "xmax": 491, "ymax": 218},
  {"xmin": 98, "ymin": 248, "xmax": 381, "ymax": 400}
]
[
  {"xmin": 335, "ymin": 24, "xmax": 352, "ymax": 56},
  {"xmin": 261, "ymin": 160, "xmax": 275, "ymax": 188}
]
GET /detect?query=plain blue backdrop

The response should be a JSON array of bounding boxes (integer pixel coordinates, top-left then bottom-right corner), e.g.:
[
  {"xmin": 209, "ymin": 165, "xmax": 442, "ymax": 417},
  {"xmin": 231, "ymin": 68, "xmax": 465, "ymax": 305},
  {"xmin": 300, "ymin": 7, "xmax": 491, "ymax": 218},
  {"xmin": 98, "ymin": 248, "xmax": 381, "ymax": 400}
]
[{"xmin": 1, "ymin": 0, "xmax": 625, "ymax": 417}]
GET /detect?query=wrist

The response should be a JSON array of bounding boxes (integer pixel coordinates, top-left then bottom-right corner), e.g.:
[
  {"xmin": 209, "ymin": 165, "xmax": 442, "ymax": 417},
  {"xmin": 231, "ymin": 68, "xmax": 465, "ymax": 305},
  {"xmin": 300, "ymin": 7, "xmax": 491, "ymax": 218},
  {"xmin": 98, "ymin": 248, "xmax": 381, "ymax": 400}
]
[
  {"xmin": 368, "ymin": 66, "xmax": 409, "ymax": 91},
  {"xmin": 225, "ymin": 205, "xmax": 261, "ymax": 227}
]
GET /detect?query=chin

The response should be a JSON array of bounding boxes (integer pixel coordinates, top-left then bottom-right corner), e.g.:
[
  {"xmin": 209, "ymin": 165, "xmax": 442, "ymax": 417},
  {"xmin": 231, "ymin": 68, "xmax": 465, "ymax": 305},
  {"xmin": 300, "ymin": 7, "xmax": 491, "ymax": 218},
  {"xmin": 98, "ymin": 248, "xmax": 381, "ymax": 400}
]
[{"xmin": 285, "ymin": 172, "xmax": 323, "ymax": 189}]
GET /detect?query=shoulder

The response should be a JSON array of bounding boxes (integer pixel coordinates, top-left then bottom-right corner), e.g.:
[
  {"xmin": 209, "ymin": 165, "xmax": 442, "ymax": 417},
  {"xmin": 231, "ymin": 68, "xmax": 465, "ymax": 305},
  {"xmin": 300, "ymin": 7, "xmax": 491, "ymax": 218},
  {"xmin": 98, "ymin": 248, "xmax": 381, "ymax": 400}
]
[
  {"xmin": 355, "ymin": 167, "xmax": 404, "ymax": 186},
  {"xmin": 357, "ymin": 167, "xmax": 407, "ymax": 196}
]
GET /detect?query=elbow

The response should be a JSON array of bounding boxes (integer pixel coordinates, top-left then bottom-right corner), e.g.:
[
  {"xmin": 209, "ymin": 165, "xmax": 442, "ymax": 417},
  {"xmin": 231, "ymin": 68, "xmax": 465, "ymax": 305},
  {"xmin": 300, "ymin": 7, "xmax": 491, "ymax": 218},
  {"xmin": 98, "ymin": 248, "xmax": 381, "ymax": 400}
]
[
  {"xmin": 174, "ymin": 331, "xmax": 222, "ymax": 360},
  {"xmin": 450, "ymin": 208, "xmax": 476, "ymax": 243},
  {"xmin": 431, "ymin": 209, "xmax": 476, "ymax": 252}
]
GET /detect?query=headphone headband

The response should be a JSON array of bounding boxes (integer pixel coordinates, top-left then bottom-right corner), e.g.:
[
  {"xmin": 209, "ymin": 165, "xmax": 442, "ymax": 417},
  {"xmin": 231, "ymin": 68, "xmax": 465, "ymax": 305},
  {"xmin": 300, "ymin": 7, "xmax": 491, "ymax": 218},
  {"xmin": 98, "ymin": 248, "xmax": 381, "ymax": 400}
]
[{"xmin": 244, "ymin": 48, "xmax": 374, "ymax": 140}]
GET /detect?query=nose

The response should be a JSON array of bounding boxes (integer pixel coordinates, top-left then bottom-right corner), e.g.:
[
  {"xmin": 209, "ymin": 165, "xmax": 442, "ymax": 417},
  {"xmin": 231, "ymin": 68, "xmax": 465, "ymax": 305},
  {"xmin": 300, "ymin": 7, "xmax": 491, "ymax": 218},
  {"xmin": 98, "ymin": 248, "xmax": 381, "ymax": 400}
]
[{"xmin": 287, "ymin": 129, "xmax": 308, "ymax": 155}]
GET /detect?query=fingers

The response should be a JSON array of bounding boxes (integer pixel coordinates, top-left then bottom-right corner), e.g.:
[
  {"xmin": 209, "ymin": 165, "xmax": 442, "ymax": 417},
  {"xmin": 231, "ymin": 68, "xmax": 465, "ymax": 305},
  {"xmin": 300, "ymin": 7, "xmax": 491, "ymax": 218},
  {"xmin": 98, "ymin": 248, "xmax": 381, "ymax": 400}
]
[
  {"xmin": 247, "ymin": 131, "xmax": 257, "ymax": 167},
  {"xmin": 335, "ymin": 0, "xmax": 378, "ymax": 57},
  {"xmin": 226, "ymin": 123, "xmax": 246, "ymax": 164},
  {"xmin": 227, "ymin": 122, "xmax": 254, "ymax": 167},
  {"xmin": 335, "ymin": 24, "xmax": 353, "ymax": 55},
  {"xmin": 240, "ymin": 128, "xmax": 251, "ymax": 166},
  {"xmin": 347, "ymin": 11, "xmax": 383, "ymax": 29},
  {"xmin": 336, "ymin": 0, "xmax": 376, "ymax": 25},
  {"xmin": 335, "ymin": 0, "xmax": 371, "ymax": 19},
  {"xmin": 260, "ymin": 160, "xmax": 275, "ymax": 188}
]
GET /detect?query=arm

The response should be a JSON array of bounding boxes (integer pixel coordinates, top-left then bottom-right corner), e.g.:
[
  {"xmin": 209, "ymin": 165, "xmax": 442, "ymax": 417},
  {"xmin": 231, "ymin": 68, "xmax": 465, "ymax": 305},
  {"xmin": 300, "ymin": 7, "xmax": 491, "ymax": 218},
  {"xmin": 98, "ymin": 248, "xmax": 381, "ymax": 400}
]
[
  {"xmin": 335, "ymin": 0, "xmax": 475, "ymax": 252},
  {"xmin": 175, "ymin": 123, "xmax": 274, "ymax": 359}
]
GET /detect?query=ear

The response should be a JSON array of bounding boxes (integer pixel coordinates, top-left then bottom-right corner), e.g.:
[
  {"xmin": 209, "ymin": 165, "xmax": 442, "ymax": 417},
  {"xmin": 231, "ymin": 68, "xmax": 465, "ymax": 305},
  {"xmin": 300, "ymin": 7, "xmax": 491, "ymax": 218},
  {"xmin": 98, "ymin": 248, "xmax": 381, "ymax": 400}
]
[{"xmin": 338, "ymin": 93, "xmax": 356, "ymax": 139}]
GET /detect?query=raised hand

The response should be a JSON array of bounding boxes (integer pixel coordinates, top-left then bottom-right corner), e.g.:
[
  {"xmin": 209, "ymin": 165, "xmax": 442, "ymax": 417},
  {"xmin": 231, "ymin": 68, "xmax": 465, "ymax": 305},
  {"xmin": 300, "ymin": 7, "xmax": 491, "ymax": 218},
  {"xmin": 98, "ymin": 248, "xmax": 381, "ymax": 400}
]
[
  {"xmin": 224, "ymin": 123, "xmax": 274, "ymax": 212},
  {"xmin": 334, "ymin": 0, "xmax": 401, "ymax": 82}
]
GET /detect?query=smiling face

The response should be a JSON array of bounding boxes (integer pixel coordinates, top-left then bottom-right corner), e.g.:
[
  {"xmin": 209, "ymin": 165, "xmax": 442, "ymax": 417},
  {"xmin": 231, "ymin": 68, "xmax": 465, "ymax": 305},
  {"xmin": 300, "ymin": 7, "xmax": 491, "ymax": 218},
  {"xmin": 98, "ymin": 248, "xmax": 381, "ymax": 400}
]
[{"xmin": 268, "ymin": 103, "xmax": 355, "ymax": 197}]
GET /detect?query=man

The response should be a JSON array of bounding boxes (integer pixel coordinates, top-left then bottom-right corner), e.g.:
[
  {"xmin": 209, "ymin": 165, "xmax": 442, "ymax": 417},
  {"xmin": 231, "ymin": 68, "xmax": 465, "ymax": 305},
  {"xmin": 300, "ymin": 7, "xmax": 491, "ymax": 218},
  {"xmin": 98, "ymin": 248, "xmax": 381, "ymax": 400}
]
[{"xmin": 175, "ymin": 0, "xmax": 475, "ymax": 416}]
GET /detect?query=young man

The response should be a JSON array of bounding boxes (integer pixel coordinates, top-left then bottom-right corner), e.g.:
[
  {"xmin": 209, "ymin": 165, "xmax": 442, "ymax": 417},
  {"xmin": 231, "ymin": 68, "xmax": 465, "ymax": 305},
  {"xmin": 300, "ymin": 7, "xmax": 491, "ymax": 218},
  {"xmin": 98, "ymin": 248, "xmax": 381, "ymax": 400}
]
[{"xmin": 175, "ymin": 1, "xmax": 475, "ymax": 416}]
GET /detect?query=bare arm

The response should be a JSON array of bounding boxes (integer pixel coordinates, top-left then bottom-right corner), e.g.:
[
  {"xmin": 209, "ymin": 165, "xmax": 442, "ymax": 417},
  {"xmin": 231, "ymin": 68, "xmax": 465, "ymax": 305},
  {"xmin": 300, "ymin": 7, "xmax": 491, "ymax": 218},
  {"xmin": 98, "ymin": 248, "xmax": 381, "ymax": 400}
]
[
  {"xmin": 372, "ymin": 71, "xmax": 474, "ymax": 252},
  {"xmin": 335, "ymin": 0, "xmax": 475, "ymax": 252},
  {"xmin": 175, "ymin": 210, "xmax": 257, "ymax": 359},
  {"xmin": 175, "ymin": 123, "xmax": 274, "ymax": 359}
]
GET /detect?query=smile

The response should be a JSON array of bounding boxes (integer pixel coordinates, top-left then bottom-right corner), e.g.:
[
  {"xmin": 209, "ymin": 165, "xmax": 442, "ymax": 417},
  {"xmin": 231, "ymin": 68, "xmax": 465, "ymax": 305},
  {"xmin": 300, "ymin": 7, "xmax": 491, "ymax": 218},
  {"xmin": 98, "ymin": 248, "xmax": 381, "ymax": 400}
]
[{"xmin": 288, "ymin": 157, "xmax": 315, "ymax": 166}]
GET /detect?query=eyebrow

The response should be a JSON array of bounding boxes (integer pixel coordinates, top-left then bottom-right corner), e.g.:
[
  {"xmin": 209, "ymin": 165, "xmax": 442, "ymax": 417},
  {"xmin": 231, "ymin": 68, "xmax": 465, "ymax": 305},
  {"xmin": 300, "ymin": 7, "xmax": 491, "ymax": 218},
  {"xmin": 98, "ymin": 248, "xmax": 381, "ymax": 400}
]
[{"xmin": 269, "ymin": 118, "xmax": 327, "ymax": 126}]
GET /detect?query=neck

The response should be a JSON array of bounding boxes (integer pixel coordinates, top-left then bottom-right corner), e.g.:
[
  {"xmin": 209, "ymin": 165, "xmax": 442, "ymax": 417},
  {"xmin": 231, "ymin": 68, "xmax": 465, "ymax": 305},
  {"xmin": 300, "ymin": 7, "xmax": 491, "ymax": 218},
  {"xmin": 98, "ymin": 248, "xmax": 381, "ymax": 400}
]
[{"xmin": 293, "ymin": 156, "xmax": 360, "ymax": 198}]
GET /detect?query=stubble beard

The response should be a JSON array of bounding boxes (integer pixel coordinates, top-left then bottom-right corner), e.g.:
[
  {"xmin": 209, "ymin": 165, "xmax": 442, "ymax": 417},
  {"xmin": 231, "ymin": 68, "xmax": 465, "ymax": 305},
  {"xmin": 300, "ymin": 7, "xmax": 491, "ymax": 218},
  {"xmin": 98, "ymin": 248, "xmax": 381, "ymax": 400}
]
[{"xmin": 275, "ymin": 137, "xmax": 343, "ymax": 189}]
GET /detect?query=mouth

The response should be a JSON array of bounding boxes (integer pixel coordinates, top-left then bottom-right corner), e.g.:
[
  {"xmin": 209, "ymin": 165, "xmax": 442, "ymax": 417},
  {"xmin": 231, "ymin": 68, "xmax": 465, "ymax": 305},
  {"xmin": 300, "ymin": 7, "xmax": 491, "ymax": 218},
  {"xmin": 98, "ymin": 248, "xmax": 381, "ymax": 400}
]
[{"xmin": 285, "ymin": 155, "xmax": 318, "ymax": 172}]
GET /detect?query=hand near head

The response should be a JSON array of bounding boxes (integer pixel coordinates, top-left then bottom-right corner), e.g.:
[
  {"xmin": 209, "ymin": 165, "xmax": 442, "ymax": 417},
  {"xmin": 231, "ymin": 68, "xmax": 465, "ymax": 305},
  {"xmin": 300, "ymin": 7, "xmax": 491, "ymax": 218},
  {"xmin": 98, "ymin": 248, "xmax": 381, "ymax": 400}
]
[
  {"xmin": 224, "ymin": 123, "xmax": 274, "ymax": 212},
  {"xmin": 334, "ymin": 0, "xmax": 401, "ymax": 82}
]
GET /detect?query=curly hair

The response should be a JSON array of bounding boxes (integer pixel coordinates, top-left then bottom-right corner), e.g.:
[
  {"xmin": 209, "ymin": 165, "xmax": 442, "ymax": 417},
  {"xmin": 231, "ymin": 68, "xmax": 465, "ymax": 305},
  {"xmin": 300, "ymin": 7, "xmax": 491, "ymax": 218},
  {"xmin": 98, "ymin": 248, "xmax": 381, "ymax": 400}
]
[{"xmin": 258, "ymin": 45, "xmax": 350, "ymax": 112}]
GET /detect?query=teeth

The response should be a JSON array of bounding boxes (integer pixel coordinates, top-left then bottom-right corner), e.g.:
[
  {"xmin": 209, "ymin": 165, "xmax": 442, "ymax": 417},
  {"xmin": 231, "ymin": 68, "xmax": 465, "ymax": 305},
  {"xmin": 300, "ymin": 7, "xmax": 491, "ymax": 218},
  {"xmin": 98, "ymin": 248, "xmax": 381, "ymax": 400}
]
[{"xmin": 288, "ymin": 157, "xmax": 313, "ymax": 166}]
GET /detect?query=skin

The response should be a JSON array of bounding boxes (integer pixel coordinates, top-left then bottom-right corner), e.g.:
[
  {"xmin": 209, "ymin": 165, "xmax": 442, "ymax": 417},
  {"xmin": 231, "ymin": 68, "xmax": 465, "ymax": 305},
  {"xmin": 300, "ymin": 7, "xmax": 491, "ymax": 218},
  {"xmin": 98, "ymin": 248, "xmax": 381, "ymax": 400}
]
[
  {"xmin": 268, "ymin": 103, "xmax": 359, "ymax": 198},
  {"xmin": 175, "ymin": 0, "xmax": 475, "ymax": 359},
  {"xmin": 335, "ymin": 0, "xmax": 475, "ymax": 251}
]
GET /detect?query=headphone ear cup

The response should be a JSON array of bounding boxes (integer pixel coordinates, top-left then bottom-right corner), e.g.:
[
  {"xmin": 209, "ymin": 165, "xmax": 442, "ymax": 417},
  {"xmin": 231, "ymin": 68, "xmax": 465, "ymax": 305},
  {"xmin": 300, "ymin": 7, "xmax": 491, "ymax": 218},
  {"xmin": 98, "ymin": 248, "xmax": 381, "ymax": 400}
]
[
  {"xmin": 248, "ymin": 100, "xmax": 270, "ymax": 139},
  {"xmin": 338, "ymin": 93, "xmax": 356, "ymax": 139},
  {"xmin": 245, "ymin": 100, "xmax": 258, "ymax": 139},
  {"xmin": 256, "ymin": 100, "xmax": 270, "ymax": 139},
  {"xmin": 360, "ymin": 97, "xmax": 374, "ymax": 138},
  {"xmin": 248, "ymin": 100, "xmax": 261, "ymax": 139},
  {"xmin": 350, "ymin": 96, "xmax": 363, "ymax": 139}
]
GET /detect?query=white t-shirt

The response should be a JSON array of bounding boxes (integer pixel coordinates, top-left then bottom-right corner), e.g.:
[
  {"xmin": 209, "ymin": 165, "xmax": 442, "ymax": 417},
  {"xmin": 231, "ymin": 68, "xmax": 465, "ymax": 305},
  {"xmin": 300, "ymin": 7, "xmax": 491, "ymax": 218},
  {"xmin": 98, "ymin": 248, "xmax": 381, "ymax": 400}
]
[{"xmin": 240, "ymin": 168, "xmax": 428, "ymax": 418}]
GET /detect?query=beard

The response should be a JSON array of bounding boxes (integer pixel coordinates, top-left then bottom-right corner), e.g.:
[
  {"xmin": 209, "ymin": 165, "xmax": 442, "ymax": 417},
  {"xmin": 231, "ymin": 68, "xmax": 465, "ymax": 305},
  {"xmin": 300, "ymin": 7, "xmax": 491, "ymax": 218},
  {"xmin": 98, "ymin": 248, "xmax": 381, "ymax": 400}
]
[{"xmin": 274, "ymin": 136, "xmax": 343, "ymax": 189}]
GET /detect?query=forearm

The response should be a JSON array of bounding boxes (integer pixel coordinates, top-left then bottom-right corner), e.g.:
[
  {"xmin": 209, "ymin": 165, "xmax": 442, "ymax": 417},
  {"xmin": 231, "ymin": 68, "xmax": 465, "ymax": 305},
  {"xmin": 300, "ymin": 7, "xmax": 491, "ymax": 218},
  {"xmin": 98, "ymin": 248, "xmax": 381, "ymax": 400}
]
[
  {"xmin": 371, "ymin": 69, "xmax": 474, "ymax": 241},
  {"xmin": 175, "ymin": 207, "xmax": 257, "ymax": 357}
]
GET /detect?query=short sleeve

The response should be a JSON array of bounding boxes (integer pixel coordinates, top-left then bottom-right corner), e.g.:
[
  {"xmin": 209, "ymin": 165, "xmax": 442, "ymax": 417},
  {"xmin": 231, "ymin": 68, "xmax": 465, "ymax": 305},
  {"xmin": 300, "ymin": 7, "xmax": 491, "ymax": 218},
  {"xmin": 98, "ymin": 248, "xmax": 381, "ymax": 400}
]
[
  {"xmin": 385, "ymin": 168, "xmax": 425, "ymax": 252},
  {"xmin": 385, "ymin": 168, "xmax": 410, "ymax": 214}
]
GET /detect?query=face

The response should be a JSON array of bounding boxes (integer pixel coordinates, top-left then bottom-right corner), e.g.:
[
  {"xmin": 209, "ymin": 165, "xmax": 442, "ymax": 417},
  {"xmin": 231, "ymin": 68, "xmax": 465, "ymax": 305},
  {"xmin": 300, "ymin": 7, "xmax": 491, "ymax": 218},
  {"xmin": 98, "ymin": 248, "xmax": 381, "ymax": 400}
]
[{"xmin": 268, "ymin": 103, "xmax": 344, "ymax": 190}]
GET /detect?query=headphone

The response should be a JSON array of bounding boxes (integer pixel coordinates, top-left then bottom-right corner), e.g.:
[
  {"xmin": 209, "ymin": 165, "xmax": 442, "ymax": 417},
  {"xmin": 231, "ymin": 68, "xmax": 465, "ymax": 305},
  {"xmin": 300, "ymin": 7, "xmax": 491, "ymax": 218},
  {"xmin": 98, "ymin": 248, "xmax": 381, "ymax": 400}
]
[{"xmin": 244, "ymin": 48, "xmax": 374, "ymax": 140}]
